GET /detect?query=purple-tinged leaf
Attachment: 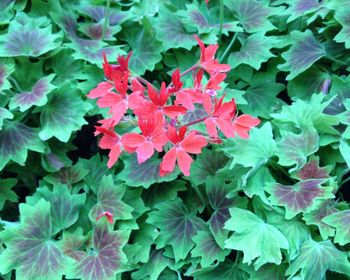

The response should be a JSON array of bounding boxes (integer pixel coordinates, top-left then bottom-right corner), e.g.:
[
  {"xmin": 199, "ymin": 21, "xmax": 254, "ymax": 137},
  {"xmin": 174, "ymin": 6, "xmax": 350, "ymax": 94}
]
[
  {"xmin": 0, "ymin": 12, "xmax": 62, "ymax": 57},
  {"xmin": 35, "ymin": 82, "xmax": 92, "ymax": 142},
  {"xmin": 224, "ymin": 208, "xmax": 289, "ymax": 270},
  {"xmin": 66, "ymin": 222, "xmax": 130, "ymax": 280},
  {"xmin": 286, "ymin": 0, "xmax": 324, "ymax": 23},
  {"xmin": 286, "ymin": 240, "xmax": 350, "ymax": 280},
  {"xmin": 0, "ymin": 199, "xmax": 73, "ymax": 279},
  {"xmin": 322, "ymin": 209, "xmax": 350, "ymax": 245},
  {"xmin": 61, "ymin": 228, "xmax": 88, "ymax": 261},
  {"xmin": 66, "ymin": 38, "xmax": 125, "ymax": 67},
  {"xmin": 9, "ymin": 75, "xmax": 56, "ymax": 112},
  {"xmin": 50, "ymin": 10, "xmax": 77, "ymax": 36},
  {"xmin": 324, "ymin": 75, "xmax": 350, "ymax": 115},
  {"xmin": 191, "ymin": 230, "xmax": 230, "ymax": 267},
  {"xmin": 0, "ymin": 178, "xmax": 18, "ymax": 210},
  {"xmin": 303, "ymin": 200, "xmax": 339, "ymax": 240},
  {"xmin": 119, "ymin": 154, "xmax": 180, "ymax": 189},
  {"xmin": 0, "ymin": 58, "xmax": 15, "ymax": 93},
  {"xmin": 279, "ymin": 30, "xmax": 325, "ymax": 80},
  {"xmin": 206, "ymin": 177, "xmax": 247, "ymax": 247},
  {"xmin": 78, "ymin": 22, "xmax": 121, "ymax": 40},
  {"xmin": 224, "ymin": 0, "xmax": 281, "ymax": 33},
  {"xmin": 43, "ymin": 162, "xmax": 89, "ymax": 186},
  {"xmin": 276, "ymin": 128, "xmax": 319, "ymax": 172},
  {"xmin": 297, "ymin": 157, "xmax": 331, "ymax": 180},
  {"xmin": 80, "ymin": 5, "xmax": 128, "ymax": 26},
  {"xmin": 229, "ymin": 33, "xmax": 276, "ymax": 70},
  {"xmin": 26, "ymin": 184, "xmax": 86, "ymax": 234},
  {"xmin": 334, "ymin": 8, "xmax": 350, "ymax": 48},
  {"xmin": 147, "ymin": 198, "xmax": 206, "ymax": 262},
  {"xmin": 266, "ymin": 179, "xmax": 334, "ymax": 219},
  {"xmin": 89, "ymin": 175, "xmax": 133, "ymax": 222},
  {"xmin": 0, "ymin": 108, "xmax": 13, "ymax": 130},
  {"xmin": 0, "ymin": 120, "xmax": 44, "ymax": 171},
  {"xmin": 41, "ymin": 142, "xmax": 72, "ymax": 172}
]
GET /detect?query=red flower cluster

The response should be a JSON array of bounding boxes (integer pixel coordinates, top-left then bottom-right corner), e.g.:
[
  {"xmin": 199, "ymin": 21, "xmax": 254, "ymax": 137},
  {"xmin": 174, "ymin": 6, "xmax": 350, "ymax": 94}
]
[{"xmin": 88, "ymin": 37, "xmax": 260, "ymax": 176}]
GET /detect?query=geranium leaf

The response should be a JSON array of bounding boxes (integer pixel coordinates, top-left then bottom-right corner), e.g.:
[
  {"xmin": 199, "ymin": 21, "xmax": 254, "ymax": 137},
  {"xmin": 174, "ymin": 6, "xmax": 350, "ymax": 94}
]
[
  {"xmin": 0, "ymin": 12, "xmax": 62, "ymax": 57},
  {"xmin": 0, "ymin": 120, "xmax": 44, "ymax": 171},
  {"xmin": 322, "ymin": 210, "xmax": 350, "ymax": 245},
  {"xmin": 265, "ymin": 179, "xmax": 334, "ymax": 219},
  {"xmin": 325, "ymin": 75, "xmax": 350, "ymax": 115},
  {"xmin": 247, "ymin": 264, "xmax": 287, "ymax": 280},
  {"xmin": 43, "ymin": 162, "xmax": 89, "ymax": 186},
  {"xmin": 0, "ymin": 108, "xmax": 13, "ymax": 130},
  {"xmin": 286, "ymin": 0, "xmax": 324, "ymax": 23},
  {"xmin": 66, "ymin": 222, "xmax": 130, "ymax": 280},
  {"xmin": 147, "ymin": 198, "xmax": 206, "ymax": 262},
  {"xmin": 228, "ymin": 33, "xmax": 275, "ymax": 70},
  {"xmin": 9, "ymin": 74, "xmax": 56, "ymax": 112},
  {"xmin": 286, "ymin": 240, "xmax": 350, "ymax": 280},
  {"xmin": 0, "ymin": 199, "xmax": 72, "ymax": 279},
  {"xmin": 119, "ymin": 154, "xmax": 179, "ymax": 189},
  {"xmin": 206, "ymin": 177, "xmax": 246, "ymax": 247},
  {"xmin": 35, "ymin": 82, "xmax": 92, "ymax": 142},
  {"xmin": 224, "ymin": 0, "xmax": 279, "ymax": 33},
  {"xmin": 0, "ymin": 178, "xmax": 18, "ymax": 210},
  {"xmin": 303, "ymin": 200, "xmax": 338, "ymax": 240},
  {"xmin": 153, "ymin": 6, "xmax": 197, "ymax": 51},
  {"xmin": 189, "ymin": 149, "xmax": 229, "ymax": 186},
  {"xmin": 276, "ymin": 127, "xmax": 319, "ymax": 172},
  {"xmin": 89, "ymin": 175, "xmax": 133, "ymax": 222},
  {"xmin": 296, "ymin": 156, "xmax": 331, "ymax": 180},
  {"xmin": 26, "ymin": 184, "xmax": 86, "ymax": 234},
  {"xmin": 339, "ymin": 139, "xmax": 350, "ymax": 168},
  {"xmin": 279, "ymin": 30, "xmax": 325, "ymax": 80},
  {"xmin": 191, "ymin": 230, "xmax": 230, "ymax": 267},
  {"xmin": 61, "ymin": 228, "xmax": 88, "ymax": 261},
  {"xmin": 192, "ymin": 261, "xmax": 249, "ymax": 280},
  {"xmin": 0, "ymin": 58, "xmax": 15, "ymax": 93},
  {"xmin": 224, "ymin": 207, "xmax": 289, "ymax": 270},
  {"xmin": 123, "ymin": 17, "xmax": 163, "ymax": 75},
  {"xmin": 334, "ymin": 8, "xmax": 350, "ymax": 48}
]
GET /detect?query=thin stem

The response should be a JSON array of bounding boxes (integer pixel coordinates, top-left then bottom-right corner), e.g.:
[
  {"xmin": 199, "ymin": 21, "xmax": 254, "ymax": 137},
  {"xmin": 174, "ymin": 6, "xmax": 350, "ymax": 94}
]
[
  {"xmin": 341, "ymin": 176, "xmax": 350, "ymax": 187},
  {"xmin": 219, "ymin": 32, "xmax": 238, "ymax": 63},
  {"xmin": 180, "ymin": 64, "xmax": 198, "ymax": 77},
  {"xmin": 181, "ymin": 116, "xmax": 209, "ymax": 127},
  {"xmin": 103, "ymin": 0, "xmax": 111, "ymax": 39},
  {"xmin": 219, "ymin": 0, "xmax": 224, "ymax": 45},
  {"xmin": 8, "ymin": 76, "xmax": 23, "ymax": 92},
  {"xmin": 234, "ymin": 251, "xmax": 242, "ymax": 265}
]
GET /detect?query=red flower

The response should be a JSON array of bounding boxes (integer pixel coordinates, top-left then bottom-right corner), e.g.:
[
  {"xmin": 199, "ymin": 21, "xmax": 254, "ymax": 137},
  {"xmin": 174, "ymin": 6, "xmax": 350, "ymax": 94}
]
[
  {"xmin": 135, "ymin": 82, "xmax": 187, "ymax": 120},
  {"xmin": 96, "ymin": 211, "xmax": 114, "ymax": 224},
  {"xmin": 194, "ymin": 36, "xmax": 230, "ymax": 74},
  {"xmin": 102, "ymin": 52, "xmax": 132, "ymax": 82},
  {"xmin": 160, "ymin": 126, "xmax": 207, "ymax": 176},
  {"xmin": 95, "ymin": 126, "xmax": 123, "ymax": 168},
  {"xmin": 87, "ymin": 81, "xmax": 113, "ymax": 99},
  {"xmin": 232, "ymin": 114, "xmax": 260, "ymax": 139},
  {"xmin": 168, "ymin": 69, "xmax": 183, "ymax": 94},
  {"xmin": 122, "ymin": 114, "xmax": 168, "ymax": 163},
  {"xmin": 204, "ymin": 95, "xmax": 236, "ymax": 138}
]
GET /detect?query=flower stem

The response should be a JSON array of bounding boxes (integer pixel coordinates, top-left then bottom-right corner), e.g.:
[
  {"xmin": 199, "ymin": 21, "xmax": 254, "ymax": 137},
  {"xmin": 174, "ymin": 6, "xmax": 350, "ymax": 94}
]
[
  {"xmin": 180, "ymin": 64, "xmax": 198, "ymax": 77},
  {"xmin": 103, "ymin": 0, "xmax": 111, "ymax": 39},
  {"xmin": 219, "ymin": 0, "xmax": 224, "ymax": 45},
  {"xmin": 8, "ymin": 76, "xmax": 22, "ymax": 92},
  {"xmin": 219, "ymin": 32, "xmax": 238, "ymax": 63},
  {"xmin": 182, "ymin": 116, "xmax": 209, "ymax": 128}
]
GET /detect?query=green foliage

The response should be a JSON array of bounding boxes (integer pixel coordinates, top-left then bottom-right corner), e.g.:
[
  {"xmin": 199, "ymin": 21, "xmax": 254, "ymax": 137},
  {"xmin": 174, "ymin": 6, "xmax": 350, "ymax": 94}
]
[{"xmin": 1, "ymin": 0, "xmax": 350, "ymax": 279}]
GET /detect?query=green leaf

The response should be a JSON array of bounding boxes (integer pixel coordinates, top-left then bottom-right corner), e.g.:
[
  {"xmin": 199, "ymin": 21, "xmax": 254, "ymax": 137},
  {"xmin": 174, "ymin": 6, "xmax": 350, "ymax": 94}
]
[
  {"xmin": 286, "ymin": 240, "xmax": 350, "ymax": 280},
  {"xmin": 189, "ymin": 149, "xmax": 229, "ymax": 186},
  {"xmin": 35, "ymin": 82, "xmax": 92, "ymax": 142},
  {"xmin": 0, "ymin": 178, "xmax": 18, "ymax": 210},
  {"xmin": 220, "ymin": 123, "xmax": 276, "ymax": 182},
  {"xmin": 192, "ymin": 261, "xmax": 249, "ymax": 280},
  {"xmin": 89, "ymin": 175, "xmax": 133, "ymax": 222},
  {"xmin": 119, "ymin": 154, "xmax": 180, "ymax": 189},
  {"xmin": 0, "ymin": 108, "xmax": 13, "ymax": 130},
  {"xmin": 265, "ymin": 179, "xmax": 334, "ymax": 219},
  {"xmin": 279, "ymin": 30, "xmax": 325, "ymax": 80},
  {"xmin": 191, "ymin": 230, "xmax": 230, "ymax": 267},
  {"xmin": 9, "ymin": 74, "xmax": 56, "ymax": 112},
  {"xmin": 66, "ymin": 223, "xmax": 130, "ymax": 280},
  {"xmin": 339, "ymin": 139, "xmax": 350, "ymax": 168},
  {"xmin": 224, "ymin": 0, "xmax": 279, "ymax": 33},
  {"xmin": 123, "ymin": 17, "xmax": 163, "ymax": 75},
  {"xmin": 276, "ymin": 127, "xmax": 319, "ymax": 172},
  {"xmin": 147, "ymin": 198, "xmax": 206, "ymax": 262},
  {"xmin": 0, "ymin": 199, "xmax": 72, "ymax": 280},
  {"xmin": 334, "ymin": 8, "xmax": 350, "ymax": 48},
  {"xmin": 0, "ymin": 12, "xmax": 62, "ymax": 57},
  {"xmin": 26, "ymin": 184, "xmax": 86, "ymax": 234},
  {"xmin": 224, "ymin": 207, "xmax": 289, "ymax": 270},
  {"xmin": 285, "ymin": 0, "xmax": 324, "ymax": 23},
  {"xmin": 322, "ymin": 210, "xmax": 350, "ymax": 245},
  {"xmin": 247, "ymin": 263, "xmax": 287, "ymax": 280},
  {"xmin": 228, "ymin": 33, "xmax": 275, "ymax": 70},
  {"xmin": 0, "ymin": 58, "xmax": 15, "ymax": 93},
  {"xmin": 0, "ymin": 120, "xmax": 44, "ymax": 171}
]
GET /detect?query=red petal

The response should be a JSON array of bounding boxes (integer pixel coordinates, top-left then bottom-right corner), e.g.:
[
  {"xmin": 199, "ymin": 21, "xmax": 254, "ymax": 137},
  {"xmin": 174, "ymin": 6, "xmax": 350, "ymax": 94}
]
[
  {"xmin": 163, "ymin": 105, "xmax": 187, "ymax": 119},
  {"xmin": 88, "ymin": 82, "xmax": 113, "ymax": 99},
  {"xmin": 180, "ymin": 131, "xmax": 207, "ymax": 154},
  {"xmin": 177, "ymin": 150, "xmax": 193, "ymax": 176},
  {"xmin": 147, "ymin": 84, "xmax": 159, "ymax": 106},
  {"xmin": 216, "ymin": 118, "xmax": 235, "ymax": 138},
  {"xmin": 204, "ymin": 118, "xmax": 218, "ymax": 138},
  {"xmin": 97, "ymin": 93, "xmax": 122, "ymax": 108},
  {"xmin": 160, "ymin": 147, "xmax": 177, "ymax": 173},
  {"xmin": 107, "ymin": 144, "xmax": 122, "ymax": 168},
  {"xmin": 136, "ymin": 141, "xmax": 154, "ymax": 163},
  {"xmin": 122, "ymin": 133, "xmax": 145, "ymax": 150}
]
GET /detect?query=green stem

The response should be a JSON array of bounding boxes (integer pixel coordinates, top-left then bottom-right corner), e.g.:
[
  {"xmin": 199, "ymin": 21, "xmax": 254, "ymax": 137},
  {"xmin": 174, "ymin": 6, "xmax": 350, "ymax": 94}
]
[
  {"xmin": 103, "ymin": 0, "xmax": 111, "ymax": 39},
  {"xmin": 234, "ymin": 251, "xmax": 242, "ymax": 265},
  {"xmin": 341, "ymin": 176, "xmax": 350, "ymax": 187},
  {"xmin": 8, "ymin": 76, "xmax": 22, "ymax": 92},
  {"xmin": 219, "ymin": 32, "xmax": 238, "ymax": 63},
  {"xmin": 219, "ymin": 0, "xmax": 224, "ymax": 45}
]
